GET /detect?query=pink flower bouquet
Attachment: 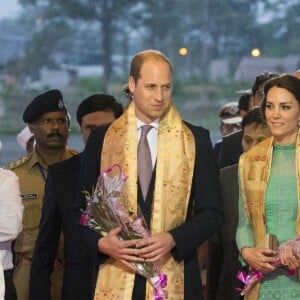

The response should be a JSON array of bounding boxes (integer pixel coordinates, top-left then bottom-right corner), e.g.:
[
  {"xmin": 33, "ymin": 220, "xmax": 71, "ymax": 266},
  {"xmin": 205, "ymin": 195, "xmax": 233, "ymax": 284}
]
[
  {"xmin": 237, "ymin": 235, "xmax": 300, "ymax": 296},
  {"xmin": 80, "ymin": 164, "xmax": 167, "ymax": 300}
]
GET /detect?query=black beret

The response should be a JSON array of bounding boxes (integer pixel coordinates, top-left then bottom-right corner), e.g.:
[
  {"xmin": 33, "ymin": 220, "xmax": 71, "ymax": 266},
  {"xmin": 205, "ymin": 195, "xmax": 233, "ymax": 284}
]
[
  {"xmin": 76, "ymin": 94, "xmax": 122, "ymax": 125},
  {"xmin": 23, "ymin": 89, "xmax": 67, "ymax": 123}
]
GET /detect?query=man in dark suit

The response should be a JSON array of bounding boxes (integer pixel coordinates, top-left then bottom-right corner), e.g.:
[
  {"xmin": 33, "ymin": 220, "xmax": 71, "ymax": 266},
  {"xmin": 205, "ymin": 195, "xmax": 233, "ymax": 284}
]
[
  {"xmin": 29, "ymin": 94, "xmax": 123, "ymax": 300},
  {"xmin": 77, "ymin": 50, "xmax": 223, "ymax": 299},
  {"xmin": 218, "ymin": 71, "xmax": 279, "ymax": 168},
  {"xmin": 213, "ymin": 101, "xmax": 242, "ymax": 160},
  {"xmin": 206, "ymin": 107, "xmax": 271, "ymax": 300},
  {"xmin": 217, "ymin": 129, "xmax": 244, "ymax": 168}
]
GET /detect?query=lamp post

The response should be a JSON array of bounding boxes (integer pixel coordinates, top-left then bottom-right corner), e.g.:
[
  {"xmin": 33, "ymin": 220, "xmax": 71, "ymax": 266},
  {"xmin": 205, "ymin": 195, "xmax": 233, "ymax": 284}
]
[
  {"xmin": 179, "ymin": 47, "xmax": 188, "ymax": 76},
  {"xmin": 251, "ymin": 48, "xmax": 261, "ymax": 57},
  {"xmin": 179, "ymin": 47, "xmax": 188, "ymax": 56}
]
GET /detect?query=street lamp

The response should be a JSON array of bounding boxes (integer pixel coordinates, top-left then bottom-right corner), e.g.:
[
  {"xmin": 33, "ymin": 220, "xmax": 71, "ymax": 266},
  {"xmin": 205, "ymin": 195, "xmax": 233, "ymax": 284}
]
[
  {"xmin": 251, "ymin": 48, "xmax": 261, "ymax": 57},
  {"xmin": 179, "ymin": 47, "xmax": 188, "ymax": 56}
]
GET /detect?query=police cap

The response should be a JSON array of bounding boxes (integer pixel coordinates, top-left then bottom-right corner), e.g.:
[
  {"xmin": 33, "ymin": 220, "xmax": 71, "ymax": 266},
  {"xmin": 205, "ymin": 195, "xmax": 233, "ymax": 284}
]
[
  {"xmin": 23, "ymin": 89, "xmax": 67, "ymax": 123},
  {"xmin": 219, "ymin": 102, "xmax": 242, "ymax": 125}
]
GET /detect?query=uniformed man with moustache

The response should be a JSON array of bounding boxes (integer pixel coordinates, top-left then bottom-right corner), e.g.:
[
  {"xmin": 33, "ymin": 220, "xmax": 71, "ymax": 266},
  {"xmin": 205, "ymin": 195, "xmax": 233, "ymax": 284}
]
[
  {"xmin": 29, "ymin": 94, "xmax": 123, "ymax": 300},
  {"xmin": 6, "ymin": 89, "xmax": 78, "ymax": 300}
]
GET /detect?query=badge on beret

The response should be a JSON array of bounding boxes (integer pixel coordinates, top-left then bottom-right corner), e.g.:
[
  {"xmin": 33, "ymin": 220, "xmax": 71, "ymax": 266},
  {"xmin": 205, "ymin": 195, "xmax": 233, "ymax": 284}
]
[
  {"xmin": 228, "ymin": 104, "xmax": 239, "ymax": 115},
  {"xmin": 58, "ymin": 99, "xmax": 64, "ymax": 109}
]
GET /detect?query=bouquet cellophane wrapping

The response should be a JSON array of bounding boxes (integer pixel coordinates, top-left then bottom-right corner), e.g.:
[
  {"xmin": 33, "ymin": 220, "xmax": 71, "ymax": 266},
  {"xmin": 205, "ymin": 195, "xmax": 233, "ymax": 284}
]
[{"xmin": 80, "ymin": 164, "xmax": 167, "ymax": 299}]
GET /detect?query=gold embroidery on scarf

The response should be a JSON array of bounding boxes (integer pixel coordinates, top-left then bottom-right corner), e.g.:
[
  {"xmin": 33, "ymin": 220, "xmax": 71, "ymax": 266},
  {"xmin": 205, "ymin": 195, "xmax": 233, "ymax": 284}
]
[
  {"xmin": 248, "ymin": 165, "xmax": 256, "ymax": 180},
  {"xmin": 240, "ymin": 132, "xmax": 300, "ymax": 299},
  {"xmin": 94, "ymin": 101, "xmax": 195, "ymax": 300}
]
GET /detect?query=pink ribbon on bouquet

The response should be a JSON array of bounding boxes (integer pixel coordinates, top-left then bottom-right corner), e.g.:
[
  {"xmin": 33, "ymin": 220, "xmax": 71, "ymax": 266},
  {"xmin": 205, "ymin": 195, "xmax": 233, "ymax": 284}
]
[
  {"xmin": 79, "ymin": 213, "xmax": 89, "ymax": 226},
  {"xmin": 237, "ymin": 269, "xmax": 263, "ymax": 296},
  {"xmin": 102, "ymin": 163, "xmax": 128, "ymax": 181},
  {"xmin": 152, "ymin": 273, "xmax": 167, "ymax": 300},
  {"xmin": 237, "ymin": 258, "xmax": 296, "ymax": 296}
]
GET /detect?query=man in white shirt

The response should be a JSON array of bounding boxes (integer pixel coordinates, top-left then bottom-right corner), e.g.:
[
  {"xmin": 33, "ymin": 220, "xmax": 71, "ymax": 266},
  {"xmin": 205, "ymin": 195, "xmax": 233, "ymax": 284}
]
[{"xmin": 0, "ymin": 169, "xmax": 23, "ymax": 300}]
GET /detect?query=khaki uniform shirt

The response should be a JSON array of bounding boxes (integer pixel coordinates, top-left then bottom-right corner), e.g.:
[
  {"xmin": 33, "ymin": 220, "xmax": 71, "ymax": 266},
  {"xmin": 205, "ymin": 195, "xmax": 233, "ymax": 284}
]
[{"xmin": 6, "ymin": 147, "xmax": 78, "ymax": 258}]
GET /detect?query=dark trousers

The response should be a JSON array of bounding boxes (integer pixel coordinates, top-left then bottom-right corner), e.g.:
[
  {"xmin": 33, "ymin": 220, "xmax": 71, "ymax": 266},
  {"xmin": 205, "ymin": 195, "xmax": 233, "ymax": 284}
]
[{"xmin": 4, "ymin": 270, "xmax": 17, "ymax": 300}]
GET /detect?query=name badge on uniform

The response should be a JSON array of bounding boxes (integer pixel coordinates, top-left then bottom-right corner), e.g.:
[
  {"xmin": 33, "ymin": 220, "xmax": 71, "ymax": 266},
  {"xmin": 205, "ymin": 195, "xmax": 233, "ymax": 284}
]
[{"xmin": 21, "ymin": 193, "xmax": 38, "ymax": 200}]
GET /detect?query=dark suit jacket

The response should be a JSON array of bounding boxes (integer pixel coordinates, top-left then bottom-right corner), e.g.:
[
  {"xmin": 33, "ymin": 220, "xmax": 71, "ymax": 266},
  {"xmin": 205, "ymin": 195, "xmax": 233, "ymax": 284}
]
[
  {"xmin": 213, "ymin": 139, "xmax": 222, "ymax": 163},
  {"xmin": 206, "ymin": 164, "xmax": 243, "ymax": 300},
  {"xmin": 76, "ymin": 121, "xmax": 224, "ymax": 300},
  {"xmin": 29, "ymin": 154, "xmax": 97, "ymax": 300},
  {"xmin": 218, "ymin": 130, "xmax": 243, "ymax": 169}
]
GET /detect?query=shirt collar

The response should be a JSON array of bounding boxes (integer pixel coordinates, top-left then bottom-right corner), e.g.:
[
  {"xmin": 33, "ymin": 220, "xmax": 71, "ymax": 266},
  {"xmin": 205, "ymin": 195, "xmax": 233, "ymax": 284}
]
[
  {"xmin": 136, "ymin": 118, "xmax": 159, "ymax": 130},
  {"xmin": 27, "ymin": 148, "xmax": 48, "ymax": 170}
]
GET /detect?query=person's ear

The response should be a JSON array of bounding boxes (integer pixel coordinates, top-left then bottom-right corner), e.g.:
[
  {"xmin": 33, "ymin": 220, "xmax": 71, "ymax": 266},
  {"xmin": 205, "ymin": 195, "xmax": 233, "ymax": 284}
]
[
  {"xmin": 28, "ymin": 123, "xmax": 35, "ymax": 133},
  {"xmin": 128, "ymin": 76, "xmax": 136, "ymax": 94}
]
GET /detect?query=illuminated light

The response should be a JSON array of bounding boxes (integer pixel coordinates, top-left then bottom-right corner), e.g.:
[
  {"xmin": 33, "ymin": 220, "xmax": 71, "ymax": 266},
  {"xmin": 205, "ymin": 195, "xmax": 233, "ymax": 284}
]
[
  {"xmin": 179, "ymin": 48, "xmax": 188, "ymax": 56},
  {"xmin": 251, "ymin": 48, "xmax": 261, "ymax": 57}
]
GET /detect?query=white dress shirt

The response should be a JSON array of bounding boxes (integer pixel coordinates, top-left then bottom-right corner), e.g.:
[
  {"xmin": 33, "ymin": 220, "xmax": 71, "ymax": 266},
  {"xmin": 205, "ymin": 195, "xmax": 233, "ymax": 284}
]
[
  {"xmin": 136, "ymin": 119, "xmax": 159, "ymax": 169},
  {"xmin": 0, "ymin": 168, "xmax": 23, "ymax": 299}
]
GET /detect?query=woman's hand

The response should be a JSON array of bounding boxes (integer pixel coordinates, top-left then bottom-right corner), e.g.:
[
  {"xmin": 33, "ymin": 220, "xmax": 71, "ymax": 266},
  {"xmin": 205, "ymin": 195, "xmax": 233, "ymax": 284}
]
[
  {"xmin": 241, "ymin": 247, "xmax": 277, "ymax": 273},
  {"xmin": 279, "ymin": 244, "xmax": 300, "ymax": 270}
]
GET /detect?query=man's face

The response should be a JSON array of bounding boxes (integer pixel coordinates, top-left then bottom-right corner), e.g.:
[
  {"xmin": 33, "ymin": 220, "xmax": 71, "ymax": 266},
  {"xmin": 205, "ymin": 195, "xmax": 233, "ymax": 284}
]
[
  {"xmin": 246, "ymin": 94, "xmax": 255, "ymax": 113},
  {"xmin": 81, "ymin": 110, "xmax": 116, "ymax": 144},
  {"xmin": 29, "ymin": 111, "xmax": 69, "ymax": 150},
  {"xmin": 128, "ymin": 59, "xmax": 172, "ymax": 123},
  {"xmin": 242, "ymin": 123, "xmax": 271, "ymax": 152},
  {"xmin": 254, "ymin": 84, "xmax": 264, "ymax": 107},
  {"xmin": 220, "ymin": 122, "xmax": 241, "ymax": 137}
]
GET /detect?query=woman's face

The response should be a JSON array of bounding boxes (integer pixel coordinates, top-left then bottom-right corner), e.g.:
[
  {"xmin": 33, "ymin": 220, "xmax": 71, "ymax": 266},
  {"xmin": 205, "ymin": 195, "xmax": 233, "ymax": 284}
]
[{"xmin": 265, "ymin": 86, "xmax": 300, "ymax": 145}]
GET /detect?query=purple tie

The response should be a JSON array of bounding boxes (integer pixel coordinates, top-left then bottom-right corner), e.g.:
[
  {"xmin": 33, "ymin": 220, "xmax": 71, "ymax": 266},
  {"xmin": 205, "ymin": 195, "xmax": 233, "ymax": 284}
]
[{"xmin": 138, "ymin": 125, "xmax": 153, "ymax": 199}]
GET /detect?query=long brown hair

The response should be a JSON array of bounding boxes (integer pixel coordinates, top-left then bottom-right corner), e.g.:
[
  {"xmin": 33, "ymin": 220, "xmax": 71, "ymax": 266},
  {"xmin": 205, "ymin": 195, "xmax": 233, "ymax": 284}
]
[{"xmin": 261, "ymin": 74, "xmax": 300, "ymax": 118}]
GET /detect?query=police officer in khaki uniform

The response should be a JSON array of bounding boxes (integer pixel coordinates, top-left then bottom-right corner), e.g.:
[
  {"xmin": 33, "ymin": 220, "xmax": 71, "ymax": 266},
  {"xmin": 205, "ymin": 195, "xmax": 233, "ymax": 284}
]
[
  {"xmin": 6, "ymin": 89, "xmax": 78, "ymax": 300},
  {"xmin": 29, "ymin": 94, "xmax": 124, "ymax": 300}
]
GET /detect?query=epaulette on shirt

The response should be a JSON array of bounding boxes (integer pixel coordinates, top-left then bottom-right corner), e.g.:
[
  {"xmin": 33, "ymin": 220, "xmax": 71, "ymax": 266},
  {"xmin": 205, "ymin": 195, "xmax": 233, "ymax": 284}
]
[{"xmin": 6, "ymin": 153, "xmax": 32, "ymax": 170}]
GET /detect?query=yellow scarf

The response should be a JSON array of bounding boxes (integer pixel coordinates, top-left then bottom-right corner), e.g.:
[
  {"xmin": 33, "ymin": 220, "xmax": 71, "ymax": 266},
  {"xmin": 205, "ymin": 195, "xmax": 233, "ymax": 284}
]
[
  {"xmin": 239, "ymin": 132, "xmax": 300, "ymax": 299},
  {"xmin": 93, "ymin": 101, "xmax": 196, "ymax": 300}
]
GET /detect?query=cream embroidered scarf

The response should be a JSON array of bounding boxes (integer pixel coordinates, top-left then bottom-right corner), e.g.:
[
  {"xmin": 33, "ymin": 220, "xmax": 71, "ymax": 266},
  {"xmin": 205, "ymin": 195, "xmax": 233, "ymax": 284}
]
[
  {"xmin": 93, "ymin": 101, "xmax": 196, "ymax": 300},
  {"xmin": 239, "ymin": 132, "xmax": 300, "ymax": 299}
]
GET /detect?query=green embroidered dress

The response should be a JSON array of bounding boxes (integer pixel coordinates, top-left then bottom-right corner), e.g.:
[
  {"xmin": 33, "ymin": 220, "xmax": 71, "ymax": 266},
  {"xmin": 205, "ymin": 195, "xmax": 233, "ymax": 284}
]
[{"xmin": 237, "ymin": 143, "xmax": 300, "ymax": 299}]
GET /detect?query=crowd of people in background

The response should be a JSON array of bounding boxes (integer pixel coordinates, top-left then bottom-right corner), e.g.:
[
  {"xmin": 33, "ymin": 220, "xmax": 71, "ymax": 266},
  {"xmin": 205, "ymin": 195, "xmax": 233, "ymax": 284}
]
[{"xmin": 1, "ymin": 48, "xmax": 300, "ymax": 300}]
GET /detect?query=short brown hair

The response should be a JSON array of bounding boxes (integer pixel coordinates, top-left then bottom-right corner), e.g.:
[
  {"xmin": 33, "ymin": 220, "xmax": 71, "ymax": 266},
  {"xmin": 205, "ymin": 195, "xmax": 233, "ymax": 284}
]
[{"xmin": 129, "ymin": 50, "xmax": 173, "ymax": 84}]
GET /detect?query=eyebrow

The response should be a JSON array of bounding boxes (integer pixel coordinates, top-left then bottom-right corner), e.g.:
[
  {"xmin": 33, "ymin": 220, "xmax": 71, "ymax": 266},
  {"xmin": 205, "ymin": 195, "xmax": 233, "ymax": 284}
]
[{"xmin": 266, "ymin": 99, "xmax": 293, "ymax": 103}]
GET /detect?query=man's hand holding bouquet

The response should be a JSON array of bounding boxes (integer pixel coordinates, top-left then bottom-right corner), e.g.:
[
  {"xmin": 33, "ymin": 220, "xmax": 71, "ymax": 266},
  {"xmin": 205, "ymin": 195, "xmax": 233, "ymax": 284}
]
[{"xmin": 80, "ymin": 164, "xmax": 167, "ymax": 300}]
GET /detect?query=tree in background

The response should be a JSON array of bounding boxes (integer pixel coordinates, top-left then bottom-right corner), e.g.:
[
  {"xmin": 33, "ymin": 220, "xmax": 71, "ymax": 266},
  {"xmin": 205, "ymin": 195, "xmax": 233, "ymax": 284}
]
[
  {"xmin": 257, "ymin": 0, "xmax": 300, "ymax": 58},
  {"xmin": 132, "ymin": 0, "xmax": 264, "ymax": 78},
  {"xmin": 1, "ymin": 0, "xmax": 300, "ymax": 134},
  {"xmin": 16, "ymin": 0, "xmax": 300, "ymax": 82},
  {"xmin": 19, "ymin": 0, "xmax": 142, "ymax": 89}
]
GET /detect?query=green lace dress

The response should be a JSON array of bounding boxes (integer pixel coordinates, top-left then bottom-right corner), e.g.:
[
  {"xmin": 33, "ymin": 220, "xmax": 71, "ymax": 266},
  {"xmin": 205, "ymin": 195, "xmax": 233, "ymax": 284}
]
[{"xmin": 237, "ymin": 143, "xmax": 300, "ymax": 299}]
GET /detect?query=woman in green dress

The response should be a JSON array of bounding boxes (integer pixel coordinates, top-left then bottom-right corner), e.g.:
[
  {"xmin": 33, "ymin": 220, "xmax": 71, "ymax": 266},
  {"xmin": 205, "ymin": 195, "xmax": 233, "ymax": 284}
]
[{"xmin": 236, "ymin": 74, "xmax": 300, "ymax": 299}]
